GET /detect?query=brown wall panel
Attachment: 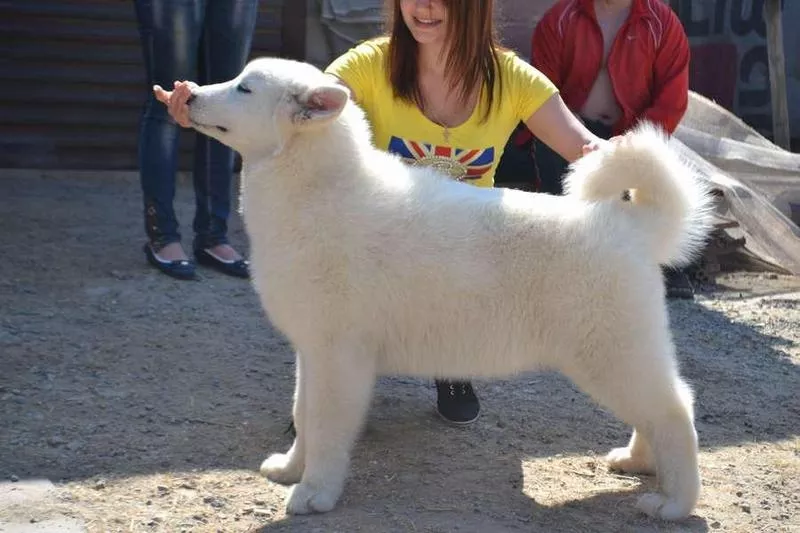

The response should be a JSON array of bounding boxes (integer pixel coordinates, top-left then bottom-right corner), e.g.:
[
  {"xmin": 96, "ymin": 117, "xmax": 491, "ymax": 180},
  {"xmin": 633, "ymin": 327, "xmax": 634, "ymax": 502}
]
[{"xmin": 0, "ymin": 0, "xmax": 289, "ymax": 170}]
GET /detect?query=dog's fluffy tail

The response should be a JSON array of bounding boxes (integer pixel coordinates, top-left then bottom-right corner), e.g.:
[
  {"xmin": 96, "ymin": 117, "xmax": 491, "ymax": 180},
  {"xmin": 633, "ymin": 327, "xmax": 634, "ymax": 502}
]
[{"xmin": 563, "ymin": 122, "xmax": 714, "ymax": 267}]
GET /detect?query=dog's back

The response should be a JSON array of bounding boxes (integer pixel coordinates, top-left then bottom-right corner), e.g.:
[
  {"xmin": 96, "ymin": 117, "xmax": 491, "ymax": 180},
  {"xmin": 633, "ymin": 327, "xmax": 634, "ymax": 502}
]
[{"xmin": 243, "ymin": 97, "xmax": 711, "ymax": 381}]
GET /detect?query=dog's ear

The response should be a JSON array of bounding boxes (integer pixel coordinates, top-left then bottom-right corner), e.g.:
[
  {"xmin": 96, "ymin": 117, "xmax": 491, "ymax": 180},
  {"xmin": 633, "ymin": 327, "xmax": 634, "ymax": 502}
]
[{"xmin": 291, "ymin": 84, "xmax": 349, "ymax": 128}]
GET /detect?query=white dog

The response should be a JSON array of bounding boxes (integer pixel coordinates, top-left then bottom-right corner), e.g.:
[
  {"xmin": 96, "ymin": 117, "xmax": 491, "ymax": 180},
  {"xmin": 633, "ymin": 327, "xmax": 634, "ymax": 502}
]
[{"xmin": 184, "ymin": 58, "xmax": 712, "ymax": 520}]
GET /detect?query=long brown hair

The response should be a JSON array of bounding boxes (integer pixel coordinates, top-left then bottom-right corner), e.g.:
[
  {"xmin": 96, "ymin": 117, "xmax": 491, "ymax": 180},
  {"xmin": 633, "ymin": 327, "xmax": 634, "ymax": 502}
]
[{"xmin": 385, "ymin": 0, "xmax": 504, "ymax": 122}]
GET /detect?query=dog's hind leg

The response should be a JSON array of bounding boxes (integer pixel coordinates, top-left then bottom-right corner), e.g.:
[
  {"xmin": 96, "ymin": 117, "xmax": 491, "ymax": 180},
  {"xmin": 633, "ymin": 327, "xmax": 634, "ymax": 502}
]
[
  {"xmin": 284, "ymin": 343, "xmax": 376, "ymax": 514},
  {"xmin": 632, "ymin": 378, "xmax": 700, "ymax": 520},
  {"xmin": 561, "ymin": 342, "xmax": 700, "ymax": 520},
  {"xmin": 261, "ymin": 350, "xmax": 307, "ymax": 484}
]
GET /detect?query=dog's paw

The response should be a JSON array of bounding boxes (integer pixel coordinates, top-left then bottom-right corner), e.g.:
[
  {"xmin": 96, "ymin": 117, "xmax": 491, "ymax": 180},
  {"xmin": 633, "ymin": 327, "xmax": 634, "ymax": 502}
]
[
  {"xmin": 636, "ymin": 492, "xmax": 692, "ymax": 521},
  {"xmin": 285, "ymin": 482, "xmax": 340, "ymax": 515},
  {"xmin": 606, "ymin": 446, "xmax": 655, "ymax": 475},
  {"xmin": 260, "ymin": 453, "xmax": 303, "ymax": 485}
]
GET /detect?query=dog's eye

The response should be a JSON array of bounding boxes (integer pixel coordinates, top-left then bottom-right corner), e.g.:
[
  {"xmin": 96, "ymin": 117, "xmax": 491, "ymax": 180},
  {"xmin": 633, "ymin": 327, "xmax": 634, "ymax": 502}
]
[{"xmin": 237, "ymin": 84, "xmax": 252, "ymax": 94}]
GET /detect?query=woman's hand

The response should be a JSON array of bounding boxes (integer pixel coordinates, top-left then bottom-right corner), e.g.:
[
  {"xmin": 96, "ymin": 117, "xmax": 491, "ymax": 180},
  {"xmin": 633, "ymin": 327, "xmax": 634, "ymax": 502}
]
[
  {"xmin": 581, "ymin": 135, "xmax": 623, "ymax": 156},
  {"xmin": 153, "ymin": 81, "xmax": 198, "ymax": 128}
]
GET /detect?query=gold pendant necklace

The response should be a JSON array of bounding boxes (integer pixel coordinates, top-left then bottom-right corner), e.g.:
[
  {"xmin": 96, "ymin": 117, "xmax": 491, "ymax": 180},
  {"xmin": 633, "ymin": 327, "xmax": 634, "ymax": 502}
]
[{"xmin": 442, "ymin": 126, "xmax": 451, "ymax": 143}]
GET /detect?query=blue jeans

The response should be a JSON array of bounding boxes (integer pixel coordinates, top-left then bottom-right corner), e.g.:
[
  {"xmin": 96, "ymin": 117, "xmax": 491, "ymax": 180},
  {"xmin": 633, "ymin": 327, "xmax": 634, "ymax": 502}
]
[
  {"xmin": 534, "ymin": 117, "xmax": 613, "ymax": 196},
  {"xmin": 134, "ymin": 0, "xmax": 258, "ymax": 251}
]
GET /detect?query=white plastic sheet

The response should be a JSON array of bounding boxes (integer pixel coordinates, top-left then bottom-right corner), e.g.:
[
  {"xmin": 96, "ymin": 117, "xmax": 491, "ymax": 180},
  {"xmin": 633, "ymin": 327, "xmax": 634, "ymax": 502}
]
[{"xmin": 673, "ymin": 92, "xmax": 800, "ymax": 274}]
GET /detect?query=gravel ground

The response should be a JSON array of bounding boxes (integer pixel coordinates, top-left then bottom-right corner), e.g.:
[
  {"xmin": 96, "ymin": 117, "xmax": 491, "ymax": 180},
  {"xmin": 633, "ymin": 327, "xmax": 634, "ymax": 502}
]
[{"xmin": 0, "ymin": 170, "xmax": 798, "ymax": 533}]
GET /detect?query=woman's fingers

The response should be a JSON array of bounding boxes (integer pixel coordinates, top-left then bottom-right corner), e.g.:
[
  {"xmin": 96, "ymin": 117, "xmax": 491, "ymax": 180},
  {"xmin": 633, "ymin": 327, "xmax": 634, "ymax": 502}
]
[
  {"xmin": 170, "ymin": 82, "xmax": 193, "ymax": 127},
  {"xmin": 153, "ymin": 84, "xmax": 171, "ymax": 105},
  {"xmin": 152, "ymin": 81, "xmax": 194, "ymax": 127},
  {"xmin": 581, "ymin": 140, "xmax": 603, "ymax": 156}
]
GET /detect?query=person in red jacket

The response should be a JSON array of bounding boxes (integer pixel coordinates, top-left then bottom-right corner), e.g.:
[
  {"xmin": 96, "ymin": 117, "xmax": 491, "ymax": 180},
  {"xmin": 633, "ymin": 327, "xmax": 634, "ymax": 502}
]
[
  {"xmin": 527, "ymin": 0, "xmax": 695, "ymax": 298},
  {"xmin": 532, "ymin": 0, "xmax": 689, "ymax": 140}
]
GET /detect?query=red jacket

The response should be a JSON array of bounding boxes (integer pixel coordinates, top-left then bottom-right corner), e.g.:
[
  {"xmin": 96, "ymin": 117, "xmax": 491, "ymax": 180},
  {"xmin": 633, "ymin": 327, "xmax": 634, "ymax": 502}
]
[{"xmin": 523, "ymin": 0, "xmax": 689, "ymax": 140}]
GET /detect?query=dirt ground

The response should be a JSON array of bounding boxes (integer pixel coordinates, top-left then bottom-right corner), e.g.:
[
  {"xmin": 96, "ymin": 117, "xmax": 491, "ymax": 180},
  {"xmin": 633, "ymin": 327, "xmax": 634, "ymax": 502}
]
[{"xmin": 1, "ymin": 170, "xmax": 798, "ymax": 533}]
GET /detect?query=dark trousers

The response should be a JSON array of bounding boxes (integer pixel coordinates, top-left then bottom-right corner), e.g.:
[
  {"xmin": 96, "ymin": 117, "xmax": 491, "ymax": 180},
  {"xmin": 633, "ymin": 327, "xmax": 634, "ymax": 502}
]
[
  {"xmin": 134, "ymin": 0, "xmax": 258, "ymax": 250},
  {"xmin": 534, "ymin": 117, "xmax": 613, "ymax": 196}
]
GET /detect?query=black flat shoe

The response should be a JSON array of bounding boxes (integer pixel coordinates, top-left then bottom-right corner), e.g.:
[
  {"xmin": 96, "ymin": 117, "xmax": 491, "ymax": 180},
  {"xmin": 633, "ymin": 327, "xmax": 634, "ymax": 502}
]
[
  {"xmin": 195, "ymin": 248, "xmax": 250, "ymax": 279},
  {"xmin": 144, "ymin": 243, "xmax": 196, "ymax": 280},
  {"xmin": 436, "ymin": 380, "xmax": 481, "ymax": 425}
]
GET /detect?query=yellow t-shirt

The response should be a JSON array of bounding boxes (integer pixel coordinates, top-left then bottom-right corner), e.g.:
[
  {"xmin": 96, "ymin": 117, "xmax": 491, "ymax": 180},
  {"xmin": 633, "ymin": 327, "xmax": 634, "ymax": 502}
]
[{"xmin": 325, "ymin": 38, "xmax": 558, "ymax": 188}]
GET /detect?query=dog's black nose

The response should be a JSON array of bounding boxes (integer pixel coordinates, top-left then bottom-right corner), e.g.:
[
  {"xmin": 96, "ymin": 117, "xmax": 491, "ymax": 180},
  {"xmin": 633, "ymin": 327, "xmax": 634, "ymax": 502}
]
[{"xmin": 186, "ymin": 93, "xmax": 196, "ymax": 105}]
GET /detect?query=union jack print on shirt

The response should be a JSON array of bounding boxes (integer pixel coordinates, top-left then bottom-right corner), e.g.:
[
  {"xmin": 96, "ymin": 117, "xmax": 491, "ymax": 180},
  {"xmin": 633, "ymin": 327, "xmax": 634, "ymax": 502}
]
[{"xmin": 387, "ymin": 136, "xmax": 495, "ymax": 181}]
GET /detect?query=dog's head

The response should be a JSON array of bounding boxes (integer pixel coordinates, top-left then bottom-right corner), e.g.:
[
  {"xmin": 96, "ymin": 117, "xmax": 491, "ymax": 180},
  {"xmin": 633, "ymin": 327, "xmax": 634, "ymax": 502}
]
[{"xmin": 187, "ymin": 58, "xmax": 350, "ymax": 157}]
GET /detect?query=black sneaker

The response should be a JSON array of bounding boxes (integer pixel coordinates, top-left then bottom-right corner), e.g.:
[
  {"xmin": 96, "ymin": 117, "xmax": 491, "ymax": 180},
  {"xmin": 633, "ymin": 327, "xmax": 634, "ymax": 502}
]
[
  {"xmin": 436, "ymin": 380, "xmax": 480, "ymax": 425},
  {"xmin": 663, "ymin": 267, "xmax": 695, "ymax": 300}
]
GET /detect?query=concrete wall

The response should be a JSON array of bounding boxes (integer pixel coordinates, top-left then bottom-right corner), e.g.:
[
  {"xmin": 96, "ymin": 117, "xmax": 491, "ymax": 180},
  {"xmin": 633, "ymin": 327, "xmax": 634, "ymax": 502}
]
[{"xmin": 494, "ymin": 0, "xmax": 552, "ymax": 60}]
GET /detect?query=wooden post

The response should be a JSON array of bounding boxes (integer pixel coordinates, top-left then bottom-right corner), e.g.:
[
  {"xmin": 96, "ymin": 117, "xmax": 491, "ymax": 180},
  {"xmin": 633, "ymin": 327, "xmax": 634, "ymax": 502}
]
[{"xmin": 764, "ymin": 0, "xmax": 791, "ymax": 150}]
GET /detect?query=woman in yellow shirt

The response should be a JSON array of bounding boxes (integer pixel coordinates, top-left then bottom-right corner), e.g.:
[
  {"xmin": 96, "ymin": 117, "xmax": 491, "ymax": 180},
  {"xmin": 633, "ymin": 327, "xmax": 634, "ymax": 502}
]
[
  {"xmin": 323, "ymin": 0, "xmax": 606, "ymax": 425},
  {"xmin": 158, "ymin": 0, "xmax": 608, "ymax": 425}
]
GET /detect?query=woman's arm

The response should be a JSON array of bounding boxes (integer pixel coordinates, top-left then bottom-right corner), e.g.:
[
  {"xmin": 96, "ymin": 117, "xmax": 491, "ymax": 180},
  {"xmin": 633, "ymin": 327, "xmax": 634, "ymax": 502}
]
[{"xmin": 524, "ymin": 93, "xmax": 606, "ymax": 162}]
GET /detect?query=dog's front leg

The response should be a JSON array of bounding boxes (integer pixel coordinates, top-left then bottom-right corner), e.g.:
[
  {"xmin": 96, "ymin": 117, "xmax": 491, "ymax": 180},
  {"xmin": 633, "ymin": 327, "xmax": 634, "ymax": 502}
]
[
  {"xmin": 284, "ymin": 343, "xmax": 376, "ymax": 514},
  {"xmin": 606, "ymin": 428, "xmax": 655, "ymax": 474},
  {"xmin": 261, "ymin": 350, "xmax": 307, "ymax": 484}
]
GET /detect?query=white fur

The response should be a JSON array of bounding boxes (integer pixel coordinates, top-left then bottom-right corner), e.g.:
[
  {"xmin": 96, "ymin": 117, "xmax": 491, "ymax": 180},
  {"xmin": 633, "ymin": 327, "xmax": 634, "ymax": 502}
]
[{"xmin": 186, "ymin": 58, "xmax": 713, "ymax": 520}]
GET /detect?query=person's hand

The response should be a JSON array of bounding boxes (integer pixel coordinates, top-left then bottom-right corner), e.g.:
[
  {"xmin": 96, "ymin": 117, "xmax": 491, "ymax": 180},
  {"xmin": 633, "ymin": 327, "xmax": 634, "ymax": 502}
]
[
  {"xmin": 581, "ymin": 135, "xmax": 623, "ymax": 156},
  {"xmin": 153, "ymin": 81, "xmax": 198, "ymax": 128}
]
